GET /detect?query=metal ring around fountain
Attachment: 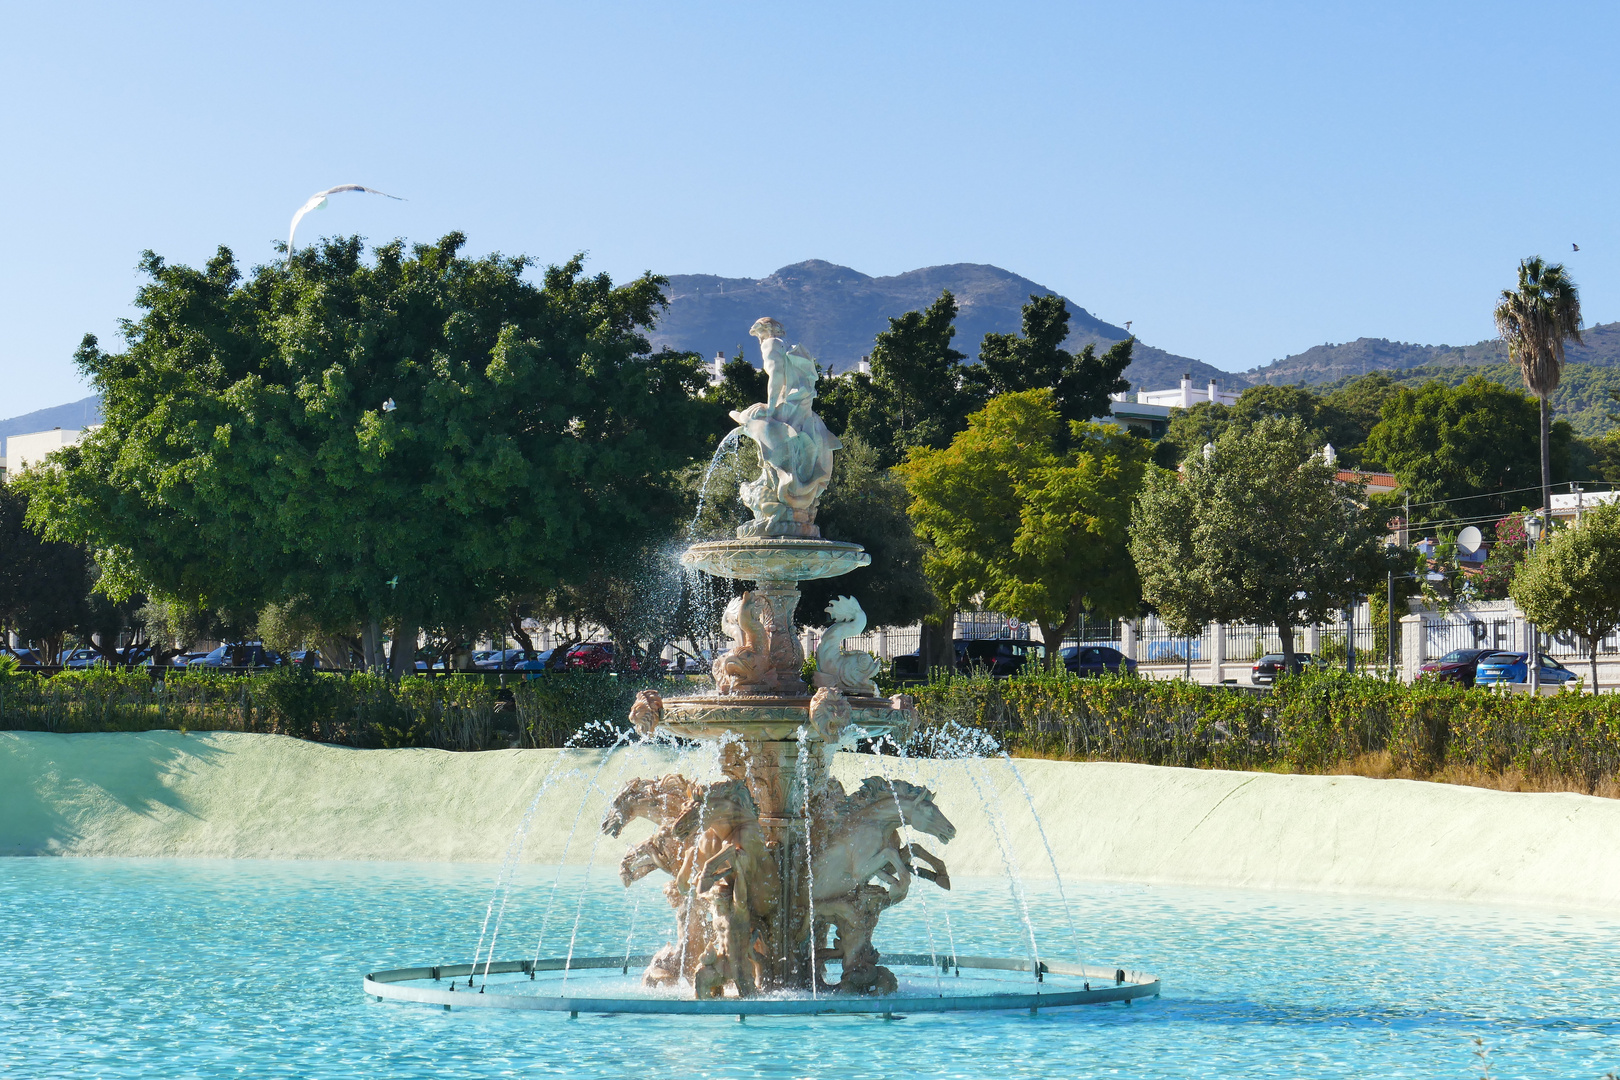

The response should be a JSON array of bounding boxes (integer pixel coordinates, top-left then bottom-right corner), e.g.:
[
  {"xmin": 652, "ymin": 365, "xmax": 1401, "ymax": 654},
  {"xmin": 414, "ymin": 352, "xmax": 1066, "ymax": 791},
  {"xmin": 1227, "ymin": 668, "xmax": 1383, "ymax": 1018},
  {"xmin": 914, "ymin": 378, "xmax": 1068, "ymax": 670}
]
[{"xmin": 363, "ymin": 954, "xmax": 1160, "ymax": 1016}]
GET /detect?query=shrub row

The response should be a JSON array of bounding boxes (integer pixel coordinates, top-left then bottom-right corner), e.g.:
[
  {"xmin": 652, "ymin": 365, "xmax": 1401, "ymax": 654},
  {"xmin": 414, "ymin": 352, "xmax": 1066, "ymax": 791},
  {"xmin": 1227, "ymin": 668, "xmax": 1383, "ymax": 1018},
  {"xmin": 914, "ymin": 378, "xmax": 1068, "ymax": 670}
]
[
  {"xmin": 907, "ymin": 670, "xmax": 1620, "ymax": 792},
  {"xmin": 0, "ymin": 665, "xmax": 690, "ymax": 751},
  {"xmin": 11, "ymin": 663, "xmax": 1620, "ymax": 792}
]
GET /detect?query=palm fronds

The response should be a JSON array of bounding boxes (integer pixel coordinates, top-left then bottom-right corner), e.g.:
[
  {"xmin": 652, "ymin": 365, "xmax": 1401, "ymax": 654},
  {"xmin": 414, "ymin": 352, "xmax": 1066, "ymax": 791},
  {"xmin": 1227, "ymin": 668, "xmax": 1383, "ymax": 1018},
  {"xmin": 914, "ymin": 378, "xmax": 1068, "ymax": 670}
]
[{"xmin": 1493, "ymin": 256, "xmax": 1583, "ymax": 398}]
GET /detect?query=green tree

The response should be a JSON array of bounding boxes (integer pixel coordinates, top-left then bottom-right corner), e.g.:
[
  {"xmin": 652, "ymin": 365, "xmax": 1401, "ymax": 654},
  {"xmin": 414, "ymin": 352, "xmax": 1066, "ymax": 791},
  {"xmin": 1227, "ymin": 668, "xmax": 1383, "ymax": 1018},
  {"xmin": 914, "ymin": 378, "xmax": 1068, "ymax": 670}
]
[
  {"xmin": 22, "ymin": 235, "xmax": 715, "ymax": 677},
  {"xmin": 704, "ymin": 349, "xmax": 768, "ymax": 428},
  {"xmin": 0, "ymin": 482, "xmax": 89, "ymax": 662},
  {"xmin": 898, "ymin": 389, "xmax": 1150, "ymax": 656},
  {"xmin": 866, "ymin": 290, "xmax": 977, "ymax": 460},
  {"xmin": 968, "ymin": 293, "xmax": 1133, "ymax": 432},
  {"xmin": 1157, "ymin": 382, "xmax": 1380, "ymax": 470},
  {"xmin": 1494, "ymin": 256, "xmax": 1583, "ymax": 516},
  {"xmin": 800, "ymin": 437, "xmax": 936, "ymax": 629},
  {"xmin": 1130, "ymin": 415, "xmax": 1390, "ymax": 671},
  {"xmin": 1364, "ymin": 376, "xmax": 1571, "ymax": 531},
  {"xmin": 1320, "ymin": 373, "xmax": 1400, "ymax": 463},
  {"xmin": 1156, "ymin": 400, "xmax": 1232, "ymax": 467},
  {"xmin": 1510, "ymin": 503, "xmax": 1620, "ymax": 692}
]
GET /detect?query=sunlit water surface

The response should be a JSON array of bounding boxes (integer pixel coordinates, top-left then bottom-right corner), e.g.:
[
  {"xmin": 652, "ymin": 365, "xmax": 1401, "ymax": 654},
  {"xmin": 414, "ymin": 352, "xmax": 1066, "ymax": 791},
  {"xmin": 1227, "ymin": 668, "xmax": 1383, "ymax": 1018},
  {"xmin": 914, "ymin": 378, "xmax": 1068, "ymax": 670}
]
[{"xmin": 2, "ymin": 859, "xmax": 1617, "ymax": 1078}]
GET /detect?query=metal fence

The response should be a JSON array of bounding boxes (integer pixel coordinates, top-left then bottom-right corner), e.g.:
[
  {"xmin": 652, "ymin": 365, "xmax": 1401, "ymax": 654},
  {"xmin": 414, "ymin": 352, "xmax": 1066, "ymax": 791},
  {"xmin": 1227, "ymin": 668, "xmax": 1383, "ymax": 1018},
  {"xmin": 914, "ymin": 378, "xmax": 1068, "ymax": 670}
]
[{"xmin": 1135, "ymin": 617, "xmax": 1211, "ymax": 664}]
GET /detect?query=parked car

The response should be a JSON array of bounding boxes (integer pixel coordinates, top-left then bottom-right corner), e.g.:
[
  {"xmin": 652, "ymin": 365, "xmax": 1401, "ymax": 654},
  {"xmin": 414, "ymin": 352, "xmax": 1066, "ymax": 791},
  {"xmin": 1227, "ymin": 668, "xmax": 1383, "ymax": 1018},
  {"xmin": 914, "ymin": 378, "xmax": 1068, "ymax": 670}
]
[
  {"xmin": 170, "ymin": 651, "xmax": 210, "ymax": 668},
  {"xmin": 1473, "ymin": 652, "xmax": 1577, "ymax": 688},
  {"xmin": 287, "ymin": 649, "xmax": 323, "ymax": 669},
  {"xmin": 956, "ymin": 637, "xmax": 1045, "ymax": 679},
  {"xmin": 3, "ymin": 648, "xmax": 43, "ymax": 666},
  {"xmin": 58, "ymin": 648, "xmax": 101, "ymax": 668},
  {"xmin": 511, "ymin": 650, "xmax": 558, "ymax": 679},
  {"xmin": 1060, "ymin": 645, "xmax": 1137, "ymax": 677},
  {"xmin": 1250, "ymin": 652, "xmax": 1318, "ymax": 686},
  {"xmin": 1419, "ymin": 648, "xmax": 1495, "ymax": 687},
  {"xmin": 567, "ymin": 642, "xmax": 615, "ymax": 671},
  {"xmin": 474, "ymin": 648, "xmax": 532, "ymax": 671},
  {"xmin": 188, "ymin": 642, "xmax": 284, "ymax": 669}
]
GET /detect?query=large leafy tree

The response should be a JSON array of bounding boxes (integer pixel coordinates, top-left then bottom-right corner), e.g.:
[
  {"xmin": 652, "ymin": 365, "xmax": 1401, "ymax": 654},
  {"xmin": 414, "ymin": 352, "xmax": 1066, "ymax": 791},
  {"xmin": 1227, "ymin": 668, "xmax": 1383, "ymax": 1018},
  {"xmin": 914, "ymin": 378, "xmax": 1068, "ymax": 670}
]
[
  {"xmin": 0, "ymin": 482, "xmax": 89, "ymax": 662},
  {"xmin": 967, "ymin": 293, "xmax": 1133, "ymax": 433},
  {"xmin": 1511, "ymin": 504, "xmax": 1620, "ymax": 692},
  {"xmin": 800, "ymin": 437, "xmax": 935, "ymax": 629},
  {"xmin": 898, "ymin": 389, "xmax": 1150, "ymax": 656},
  {"xmin": 864, "ymin": 290, "xmax": 977, "ymax": 462},
  {"xmin": 1130, "ymin": 415, "xmax": 1390, "ymax": 671},
  {"xmin": 1494, "ymin": 257, "xmax": 1583, "ymax": 516},
  {"xmin": 1364, "ymin": 376, "xmax": 1572, "ymax": 531},
  {"xmin": 23, "ymin": 234, "xmax": 714, "ymax": 675}
]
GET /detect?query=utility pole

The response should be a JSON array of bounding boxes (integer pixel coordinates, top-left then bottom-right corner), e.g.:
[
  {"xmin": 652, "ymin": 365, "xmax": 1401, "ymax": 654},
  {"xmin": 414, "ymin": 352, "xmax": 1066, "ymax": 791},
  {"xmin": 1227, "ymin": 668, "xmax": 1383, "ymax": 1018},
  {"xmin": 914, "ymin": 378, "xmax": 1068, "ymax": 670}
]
[{"xmin": 1387, "ymin": 570, "xmax": 1397, "ymax": 678}]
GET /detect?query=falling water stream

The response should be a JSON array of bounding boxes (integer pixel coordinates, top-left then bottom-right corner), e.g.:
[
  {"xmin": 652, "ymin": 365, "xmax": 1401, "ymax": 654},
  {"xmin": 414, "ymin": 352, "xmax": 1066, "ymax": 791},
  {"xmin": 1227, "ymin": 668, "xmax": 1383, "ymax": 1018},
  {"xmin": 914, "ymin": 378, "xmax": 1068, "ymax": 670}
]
[{"xmin": 523, "ymin": 734, "xmax": 636, "ymax": 980}]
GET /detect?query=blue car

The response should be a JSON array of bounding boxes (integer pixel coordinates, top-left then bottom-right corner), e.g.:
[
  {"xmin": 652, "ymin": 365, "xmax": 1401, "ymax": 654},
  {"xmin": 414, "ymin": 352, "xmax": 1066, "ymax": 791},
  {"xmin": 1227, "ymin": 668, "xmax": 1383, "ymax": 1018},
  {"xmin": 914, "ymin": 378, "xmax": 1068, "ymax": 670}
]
[{"xmin": 1474, "ymin": 652, "xmax": 1577, "ymax": 688}]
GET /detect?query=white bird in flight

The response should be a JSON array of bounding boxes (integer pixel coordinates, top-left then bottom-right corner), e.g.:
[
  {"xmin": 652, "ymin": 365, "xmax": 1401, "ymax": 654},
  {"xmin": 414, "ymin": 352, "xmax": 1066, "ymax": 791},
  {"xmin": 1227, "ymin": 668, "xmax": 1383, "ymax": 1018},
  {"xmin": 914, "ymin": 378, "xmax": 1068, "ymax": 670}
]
[{"xmin": 287, "ymin": 185, "xmax": 403, "ymax": 263}]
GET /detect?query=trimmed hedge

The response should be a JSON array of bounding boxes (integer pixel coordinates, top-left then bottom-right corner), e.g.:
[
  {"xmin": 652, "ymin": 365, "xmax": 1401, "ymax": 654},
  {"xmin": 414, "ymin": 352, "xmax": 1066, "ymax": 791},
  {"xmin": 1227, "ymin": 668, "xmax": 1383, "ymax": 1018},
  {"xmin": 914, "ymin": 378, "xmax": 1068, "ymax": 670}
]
[
  {"xmin": 0, "ymin": 666, "xmax": 692, "ymax": 751},
  {"xmin": 9, "ymin": 663, "xmax": 1620, "ymax": 792},
  {"xmin": 908, "ymin": 670, "xmax": 1620, "ymax": 792}
]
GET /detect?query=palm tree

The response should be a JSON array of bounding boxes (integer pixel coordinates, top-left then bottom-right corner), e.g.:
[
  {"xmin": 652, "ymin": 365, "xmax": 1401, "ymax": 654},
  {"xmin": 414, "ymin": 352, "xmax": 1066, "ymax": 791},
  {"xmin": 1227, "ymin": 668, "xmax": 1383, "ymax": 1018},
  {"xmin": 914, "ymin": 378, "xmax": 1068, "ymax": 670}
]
[{"xmin": 1494, "ymin": 257, "xmax": 1583, "ymax": 517}]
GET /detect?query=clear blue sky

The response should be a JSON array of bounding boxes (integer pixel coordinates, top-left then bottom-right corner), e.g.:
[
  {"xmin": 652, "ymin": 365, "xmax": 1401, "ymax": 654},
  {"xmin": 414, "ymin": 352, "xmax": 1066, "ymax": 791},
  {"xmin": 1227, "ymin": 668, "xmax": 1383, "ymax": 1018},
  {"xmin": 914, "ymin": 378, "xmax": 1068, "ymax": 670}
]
[{"xmin": 2, "ymin": 0, "xmax": 1616, "ymax": 417}]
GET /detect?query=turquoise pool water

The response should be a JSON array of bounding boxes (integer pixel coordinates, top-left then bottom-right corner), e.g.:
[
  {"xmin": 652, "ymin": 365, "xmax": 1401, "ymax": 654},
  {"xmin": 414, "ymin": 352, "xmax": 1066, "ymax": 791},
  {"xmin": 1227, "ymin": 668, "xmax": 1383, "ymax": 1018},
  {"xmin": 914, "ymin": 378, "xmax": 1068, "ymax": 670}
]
[{"xmin": 3, "ymin": 858, "xmax": 1617, "ymax": 1078}]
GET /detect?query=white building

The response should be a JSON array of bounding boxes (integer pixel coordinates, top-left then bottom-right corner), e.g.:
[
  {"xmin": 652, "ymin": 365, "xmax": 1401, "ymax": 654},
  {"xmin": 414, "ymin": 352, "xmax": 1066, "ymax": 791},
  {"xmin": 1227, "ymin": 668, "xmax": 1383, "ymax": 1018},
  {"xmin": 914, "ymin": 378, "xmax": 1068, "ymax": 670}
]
[
  {"xmin": 1105, "ymin": 375, "xmax": 1241, "ymax": 440},
  {"xmin": 1134, "ymin": 374, "xmax": 1241, "ymax": 410},
  {"xmin": 1550, "ymin": 488, "xmax": 1620, "ymax": 525},
  {"xmin": 0, "ymin": 427, "xmax": 94, "ymax": 481}
]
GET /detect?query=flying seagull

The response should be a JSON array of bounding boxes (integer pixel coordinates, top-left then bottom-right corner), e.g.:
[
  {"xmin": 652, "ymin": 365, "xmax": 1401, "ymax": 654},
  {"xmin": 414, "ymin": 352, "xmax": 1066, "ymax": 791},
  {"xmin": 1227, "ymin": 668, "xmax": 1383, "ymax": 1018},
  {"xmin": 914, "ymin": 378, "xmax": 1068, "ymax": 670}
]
[
  {"xmin": 287, "ymin": 185, "xmax": 403, "ymax": 262},
  {"xmin": 1573, "ymin": 243, "xmax": 1580, "ymax": 252}
]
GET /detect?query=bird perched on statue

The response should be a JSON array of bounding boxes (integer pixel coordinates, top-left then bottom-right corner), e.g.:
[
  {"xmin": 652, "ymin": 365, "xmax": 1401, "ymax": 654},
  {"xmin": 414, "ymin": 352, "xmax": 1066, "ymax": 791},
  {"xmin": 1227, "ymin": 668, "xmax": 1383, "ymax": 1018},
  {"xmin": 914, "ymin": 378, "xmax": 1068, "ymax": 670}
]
[{"xmin": 287, "ymin": 185, "xmax": 403, "ymax": 263}]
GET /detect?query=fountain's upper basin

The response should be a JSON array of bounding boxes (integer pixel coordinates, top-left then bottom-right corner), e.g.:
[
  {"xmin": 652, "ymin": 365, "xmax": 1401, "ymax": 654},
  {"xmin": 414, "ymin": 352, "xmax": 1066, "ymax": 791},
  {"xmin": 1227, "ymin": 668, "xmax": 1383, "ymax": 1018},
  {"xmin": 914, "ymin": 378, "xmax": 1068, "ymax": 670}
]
[
  {"xmin": 660, "ymin": 693, "xmax": 912, "ymax": 742},
  {"xmin": 681, "ymin": 538, "xmax": 869, "ymax": 582}
]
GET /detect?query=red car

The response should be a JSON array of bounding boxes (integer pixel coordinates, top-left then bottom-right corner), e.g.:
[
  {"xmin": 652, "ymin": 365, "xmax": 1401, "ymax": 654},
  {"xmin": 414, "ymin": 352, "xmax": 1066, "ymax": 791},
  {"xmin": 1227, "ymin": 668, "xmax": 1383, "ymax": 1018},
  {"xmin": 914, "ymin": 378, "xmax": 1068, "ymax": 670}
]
[
  {"xmin": 567, "ymin": 642, "xmax": 616, "ymax": 671},
  {"xmin": 1419, "ymin": 648, "xmax": 1494, "ymax": 688}
]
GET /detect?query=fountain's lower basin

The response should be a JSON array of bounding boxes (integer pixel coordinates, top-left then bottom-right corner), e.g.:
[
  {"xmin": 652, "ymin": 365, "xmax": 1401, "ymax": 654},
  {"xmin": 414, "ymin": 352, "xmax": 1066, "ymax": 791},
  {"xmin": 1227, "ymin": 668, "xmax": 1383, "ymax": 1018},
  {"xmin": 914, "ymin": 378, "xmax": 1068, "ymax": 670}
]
[
  {"xmin": 364, "ymin": 955, "xmax": 1160, "ymax": 1015},
  {"xmin": 659, "ymin": 694, "xmax": 913, "ymax": 742}
]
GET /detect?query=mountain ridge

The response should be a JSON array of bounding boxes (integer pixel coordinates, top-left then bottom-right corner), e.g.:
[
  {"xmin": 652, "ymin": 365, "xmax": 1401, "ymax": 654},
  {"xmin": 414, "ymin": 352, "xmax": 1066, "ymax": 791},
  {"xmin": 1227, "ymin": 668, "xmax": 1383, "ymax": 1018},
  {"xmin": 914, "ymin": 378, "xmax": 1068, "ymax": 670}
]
[
  {"xmin": 650, "ymin": 259, "xmax": 1240, "ymax": 394},
  {"xmin": 1243, "ymin": 322, "xmax": 1620, "ymax": 385}
]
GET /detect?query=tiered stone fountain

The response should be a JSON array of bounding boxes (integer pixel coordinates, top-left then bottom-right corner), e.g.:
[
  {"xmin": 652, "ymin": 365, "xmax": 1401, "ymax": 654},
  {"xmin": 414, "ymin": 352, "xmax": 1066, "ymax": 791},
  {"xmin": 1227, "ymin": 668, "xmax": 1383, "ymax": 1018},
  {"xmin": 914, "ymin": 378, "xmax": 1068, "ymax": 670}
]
[
  {"xmin": 607, "ymin": 317, "xmax": 949, "ymax": 997},
  {"xmin": 361, "ymin": 319, "xmax": 1161, "ymax": 1016}
]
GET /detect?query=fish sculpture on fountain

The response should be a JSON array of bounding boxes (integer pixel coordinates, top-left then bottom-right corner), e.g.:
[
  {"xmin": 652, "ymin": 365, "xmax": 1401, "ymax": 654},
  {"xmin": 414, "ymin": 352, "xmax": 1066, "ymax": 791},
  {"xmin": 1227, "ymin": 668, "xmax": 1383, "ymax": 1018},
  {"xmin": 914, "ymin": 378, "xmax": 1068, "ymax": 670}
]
[{"xmin": 601, "ymin": 317, "xmax": 950, "ymax": 999}]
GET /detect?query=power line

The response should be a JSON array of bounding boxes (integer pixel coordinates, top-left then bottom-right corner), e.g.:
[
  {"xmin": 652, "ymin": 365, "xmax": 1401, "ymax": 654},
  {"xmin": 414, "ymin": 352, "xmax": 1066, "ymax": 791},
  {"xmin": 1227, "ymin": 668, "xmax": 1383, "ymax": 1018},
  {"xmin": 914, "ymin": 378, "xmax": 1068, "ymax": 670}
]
[{"xmin": 1401, "ymin": 480, "xmax": 1615, "ymax": 512}]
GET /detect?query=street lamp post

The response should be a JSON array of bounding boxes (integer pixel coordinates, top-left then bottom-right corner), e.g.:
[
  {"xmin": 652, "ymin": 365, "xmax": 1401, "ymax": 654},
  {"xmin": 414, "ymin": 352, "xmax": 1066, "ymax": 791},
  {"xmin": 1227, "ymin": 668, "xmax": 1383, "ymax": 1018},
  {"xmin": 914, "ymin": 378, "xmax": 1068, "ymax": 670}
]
[{"xmin": 1525, "ymin": 513, "xmax": 1544, "ymax": 695}]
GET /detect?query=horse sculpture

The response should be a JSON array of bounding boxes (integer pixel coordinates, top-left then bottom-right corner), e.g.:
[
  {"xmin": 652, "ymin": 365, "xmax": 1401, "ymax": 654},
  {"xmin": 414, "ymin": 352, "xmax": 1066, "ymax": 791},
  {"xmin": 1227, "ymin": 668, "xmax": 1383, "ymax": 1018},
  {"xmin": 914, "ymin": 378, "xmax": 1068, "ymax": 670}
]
[
  {"xmin": 809, "ymin": 776, "xmax": 956, "ymax": 993},
  {"xmin": 603, "ymin": 776, "xmax": 771, "ymax": 991}
]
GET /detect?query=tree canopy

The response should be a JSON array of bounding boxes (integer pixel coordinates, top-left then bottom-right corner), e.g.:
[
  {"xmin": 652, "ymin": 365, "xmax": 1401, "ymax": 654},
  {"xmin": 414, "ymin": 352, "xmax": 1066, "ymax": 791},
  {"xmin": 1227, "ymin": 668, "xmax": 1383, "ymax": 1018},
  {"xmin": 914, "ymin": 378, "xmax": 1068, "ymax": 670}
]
[
  {"xmin": 1364, "ymin": 375, "xmax": 1572, "ymax": 531},
  {"xmin": 1130, "ymin": 415, "xmax": 1390, "ymax": 666},
  {"xmin": 965, "ymin": 293, "xmax": 1132, "ymax": 432},
  {"xmin": 897, "ymin": 388, "xmax": 1149, "ymax": 653},
  {"xmin": 1510, "ymin": 504, "xmax": 1620, "ymax": 692},
  {"xmin": 21, "ymin": 235, "xmax": 715, "ymax": 672}
]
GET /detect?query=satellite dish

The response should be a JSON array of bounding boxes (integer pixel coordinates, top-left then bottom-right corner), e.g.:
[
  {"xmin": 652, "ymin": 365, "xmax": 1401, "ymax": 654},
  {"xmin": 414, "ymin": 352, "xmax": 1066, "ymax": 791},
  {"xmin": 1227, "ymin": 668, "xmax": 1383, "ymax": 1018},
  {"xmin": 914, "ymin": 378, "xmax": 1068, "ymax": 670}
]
[{"xmin": 1457, "ymin": 526, "xmax": 1483, "ymax": 555}]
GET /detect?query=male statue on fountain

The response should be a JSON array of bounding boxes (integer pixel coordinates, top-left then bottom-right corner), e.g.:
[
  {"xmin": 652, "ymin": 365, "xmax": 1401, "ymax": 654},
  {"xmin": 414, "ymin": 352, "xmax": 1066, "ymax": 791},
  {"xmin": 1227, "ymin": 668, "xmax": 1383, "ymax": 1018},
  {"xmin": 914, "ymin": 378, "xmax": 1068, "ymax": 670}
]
[{"xmin": 730, "ymin": 317, "xmax": 842, "ymax": 538}]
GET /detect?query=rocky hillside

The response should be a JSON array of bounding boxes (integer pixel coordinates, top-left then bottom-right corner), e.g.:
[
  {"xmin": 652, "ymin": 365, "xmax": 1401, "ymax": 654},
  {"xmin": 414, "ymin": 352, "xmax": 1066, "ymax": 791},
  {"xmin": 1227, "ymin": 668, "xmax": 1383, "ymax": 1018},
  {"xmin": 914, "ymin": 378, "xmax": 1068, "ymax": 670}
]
[
  {"xmin": 650, "ymin": 260, "xmax": 1240, "ymax": 394},
  {"xmin": 1245, "ymin": 322, "xmax": 1620, "ymax": 386}
]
